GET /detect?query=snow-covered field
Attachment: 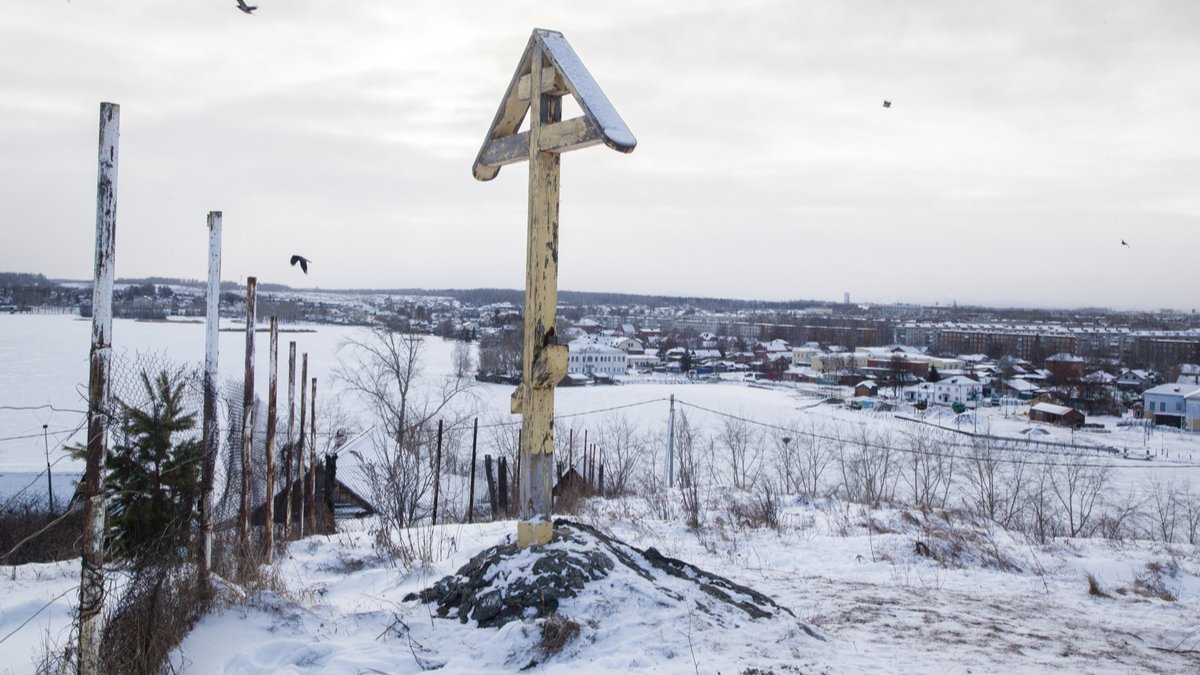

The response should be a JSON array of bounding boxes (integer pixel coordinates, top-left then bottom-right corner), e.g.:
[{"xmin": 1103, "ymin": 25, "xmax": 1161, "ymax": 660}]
[{"xmin": 3, "ymin": 314, "xmax": 1200, "ymax": 673}]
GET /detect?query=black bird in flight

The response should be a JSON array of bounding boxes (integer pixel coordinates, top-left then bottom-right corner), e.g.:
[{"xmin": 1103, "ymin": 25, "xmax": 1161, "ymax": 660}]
[
  {"xmin": 235, "ymin": 0, "xmax": 257, "ymax": 15},
  {"xmin": 290, "ymin": 255, "xmax": 311, "ymax": 274},
  {"xmin": 882, "ymin": 100, "xmax": 892, "ymax": 108},
  {"xmin": 1121, "ymin": 239, "xmax": 1131, "ymax": 248}
]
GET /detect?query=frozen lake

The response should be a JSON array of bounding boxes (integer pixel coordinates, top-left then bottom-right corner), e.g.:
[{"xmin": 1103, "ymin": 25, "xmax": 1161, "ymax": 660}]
[{"xmin": 3, "ymin": 313, "xmax": 1199, "ymax": 502}]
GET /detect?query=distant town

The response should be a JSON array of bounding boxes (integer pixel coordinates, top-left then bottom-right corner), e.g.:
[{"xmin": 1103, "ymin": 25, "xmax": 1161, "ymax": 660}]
[{"xmin": 4, "ymin": 271, "xmax": 1199, "ymax": 429}]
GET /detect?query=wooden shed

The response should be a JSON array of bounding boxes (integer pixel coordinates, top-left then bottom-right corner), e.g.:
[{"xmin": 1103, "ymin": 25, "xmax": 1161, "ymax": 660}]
[{"xmin": 1029, "ymin": 402, "xmax": 1085, "ymax": 428}]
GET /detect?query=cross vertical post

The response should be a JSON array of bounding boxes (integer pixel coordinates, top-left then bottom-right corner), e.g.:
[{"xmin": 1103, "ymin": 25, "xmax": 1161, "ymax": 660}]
[
  {"xmin": 515, "ymin": 46, "xmax": 564, "ymax": 546},
  {"xmin": 472, "ymin": 29, "xmax": 635, "ymax": 547}
]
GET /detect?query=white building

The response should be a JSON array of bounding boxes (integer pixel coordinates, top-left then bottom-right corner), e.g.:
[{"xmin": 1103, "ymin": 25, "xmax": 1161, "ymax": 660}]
[
  {"xmin": 902, "ymin": 375, "xmax": 983, "ymax": 407},
  {"xmin": 567, "ymin": 341, "xmax": 627, "ymax": 377},
  {"xmin": 1143, "ymin": 382, "xmax": 1200, "ymax": 430}
]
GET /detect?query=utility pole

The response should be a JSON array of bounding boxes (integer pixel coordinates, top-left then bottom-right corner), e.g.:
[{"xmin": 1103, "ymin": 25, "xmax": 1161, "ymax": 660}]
[
  {"xmin": 43, "ymin": 425, "xmax": 54, "ymax": 515},
  {"xmin": 79, "ymin": 100, "xmax": 119, "ymax": 675},
  {"xmin": 472, "ymin": 29, "xmax": 635, "ymax": 547},
  {"xmin": 199, "ymin": 211, "xmax": 221, "ymax": 586}
]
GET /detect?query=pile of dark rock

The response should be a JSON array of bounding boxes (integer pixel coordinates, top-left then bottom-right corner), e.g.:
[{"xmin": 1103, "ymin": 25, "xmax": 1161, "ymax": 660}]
[{"xmin": 405, "ymin": 519, "xmax": 813, "ymax": 635}]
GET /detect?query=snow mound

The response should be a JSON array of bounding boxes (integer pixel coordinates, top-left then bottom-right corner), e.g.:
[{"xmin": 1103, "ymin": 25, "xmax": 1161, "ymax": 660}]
[{"xmin": 407, "ymin": 519, "xmax": 814, "ymax": 635}]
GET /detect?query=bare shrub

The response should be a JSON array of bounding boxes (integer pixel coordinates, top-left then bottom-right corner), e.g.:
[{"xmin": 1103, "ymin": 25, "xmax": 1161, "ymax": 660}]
[
  {"xmin": 1086, "ymin": 573, "xmax": 1111, "ymax": 598},
  {"xmin": 1023, "ymin": 467, "xmax": 1063, "ymax": 544},
  {"xmin": 100, "ymin": 563, "xmax": 210, "ymax": 675},
  {"xmin": 1146, "ymin": 477, "xmax": 1183, "ymax": 544},
  {"xmin": 900, "ymin": 425, "xmax": 955, "ymax": 511},
  {"xmin": 675, "ymin": 411, "xmax": 704, "ymax": 529},
  {"xmin": 34, "ymin": 627, "xmax": 74, "ymax": 675},
  {"xmin": 776, "ymin": 419, "xmax": 834, "ymax": 498},
  {"xmin": 1050, "ymin": 450, "xmax": 1110, "ymax": 538},
  {"xmin": 718, "ymin": 415, "xmax": 764, "ymax": 490},
  {"xmin": 962, "ymin": 438, "xmax": 1027, "ymax": 529},
  {"xmin": 1182, "ymin": 482, "xmax": 1200, "ymax": 545},
  {"xmin": 0, "ymin": 496, "xmax": 82, "ymax": 565},
  {"xmin": 1128, "ymin": 560, "xmax": 1180, "ymax": 602},
  {"xmin": 540, "ymin": 612, "xmax": 580, "ymax": 657},
  {"xmin": 836, "ymin": 424, "xmax": 896, "ymax": 506},
  {"xmin": 726, "ymin": 481, "xmax": 782, "ymax": 532},
  {"xmin": 595, "ymin": 416, "xmax": 647, "ymax": 496}
]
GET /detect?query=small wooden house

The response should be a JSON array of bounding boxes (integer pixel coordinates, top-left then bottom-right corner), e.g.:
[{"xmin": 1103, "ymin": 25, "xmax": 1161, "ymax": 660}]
[{"xmin": 1029, "ymin": 402, "xmax": 1085, "ymax": 428}]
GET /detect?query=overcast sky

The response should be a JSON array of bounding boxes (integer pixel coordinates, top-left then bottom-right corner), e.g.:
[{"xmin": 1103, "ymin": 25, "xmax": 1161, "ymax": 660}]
[{"xmin": 2, "ymin": 1, "xmax": 1197, "ymax": 311}]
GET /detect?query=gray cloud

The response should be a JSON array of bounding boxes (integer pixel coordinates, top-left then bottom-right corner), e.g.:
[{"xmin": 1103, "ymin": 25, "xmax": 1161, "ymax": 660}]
[{"xmin": 1, "ymin": 1, "xmax": 1197, "ymax": 310}]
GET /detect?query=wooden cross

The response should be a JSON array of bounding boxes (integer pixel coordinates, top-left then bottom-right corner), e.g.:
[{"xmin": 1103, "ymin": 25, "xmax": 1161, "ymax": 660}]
[{"xmin": 473, "ymin": 29, "xmax": 635, "ymax": 547}]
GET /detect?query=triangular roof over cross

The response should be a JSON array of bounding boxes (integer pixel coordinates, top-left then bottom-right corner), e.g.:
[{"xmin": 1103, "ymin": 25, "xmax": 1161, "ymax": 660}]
[{"xmin": 472, "ymin": 28, "xmax": 636, "ymax": 181}]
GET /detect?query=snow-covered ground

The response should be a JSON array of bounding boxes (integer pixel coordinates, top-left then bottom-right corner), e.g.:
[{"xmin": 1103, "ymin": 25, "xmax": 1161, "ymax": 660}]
[
  {"xmin": 172, "ymin": 503, "xmax": 1200, "ymax": 673},
  {"xmin": 3, "ymin": 314, "xmax": 1200, "ymax": 673}
]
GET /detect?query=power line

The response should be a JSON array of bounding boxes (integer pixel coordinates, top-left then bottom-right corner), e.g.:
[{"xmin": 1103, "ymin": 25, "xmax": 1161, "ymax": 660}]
[
  {"xmin": 0, "ymin": 417, "xmax": 89, "ymax": 513},
  {"xmin": 0, "ymin": 404, "xmax": 90, "ymax": 414},
  {"xmin": 674, "ymin": 399, "xmax": 1200, "ymax": 471},
  {"xmin": 0, "ymin": 425, "xmax": 86, "ymax": 444},
  {"xmin": 442, "ymin": 397, "xmax": 670, "ymax": 434}
]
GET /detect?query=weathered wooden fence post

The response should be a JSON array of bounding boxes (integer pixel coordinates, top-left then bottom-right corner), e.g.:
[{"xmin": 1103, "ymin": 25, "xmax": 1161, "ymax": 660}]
[
  {"xmin": 79, "ymin": 101, "xmax": 119, "ymax": 675},
  {"xmin": 238, "ymin": 277, "xmax": 257, "ymax": 564},
  {"xmin": 432, "ymin": 419, "xmax": 443, "ymax": 525},
  {"xmin": 297, "ymin": 354, "xmax": 308, "ymax": 536},
  {"xmin": 284, "ymin": 341, "xmax": 296, "ymax": 539},
  {"xmin": 265, "ymin": 317, "xmax": 278, "ymax": 560},
  {"xmin": 497, "ymin": 455, "xmax": 508, "ymax": 516},
  {"xmin": 467, "ymin": 418, "xmax": 479, "ymax": 523},
  {"xmin": 482, "ymin": 454, "xmax": 496, "ymax": 516},
  {"xmin": 473, "ymin": 29, "xmax": 635, "ymax": 546},
  {"xmin": 199, "ymin": 210, "xmax": 221, "ymax": 586},
  {"xmin": 308, "ymin": 377, "xmax": 317, "ymax": 531}
]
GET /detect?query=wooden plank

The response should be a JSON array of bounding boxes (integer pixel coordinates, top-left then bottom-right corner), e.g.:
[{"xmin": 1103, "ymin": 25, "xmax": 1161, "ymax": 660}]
[
  {"xmin": 478, "ymin": 117, "xmax": 602, "ymax": 167},
  {"xmin": 534, "ymin": 29, "xmax": 637, "ymax": 153},
  {"xmin": 517, "ymin": 67, "xmax": 567, "ymax": 100},
  {"xmin": 471, "ymin": 34, "xmax": 537, "ymax": 181}
]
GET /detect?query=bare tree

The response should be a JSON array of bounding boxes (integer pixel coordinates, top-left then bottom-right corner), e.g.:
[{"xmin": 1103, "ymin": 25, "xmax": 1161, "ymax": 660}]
[
  {"xmin": 337, "ymin": 327, "xmax": 474, "ymax": 535},
  {"xmin": 452, "ymin": 341, "xmax": 475, "ymax": 380},
  {"xmin": 962, "ymin": 438, "xmax": 1027, "ymax": 529},
  {"xmin": 477, "ymin": 326, "xmax": 522, "ymax": 376},
  {"xmin": 900, "ymin": 425, "xmax": 954, "ymax": 511},
  {"xmin": 717, "ymin": 415, "xmax": 763, "ymax": 490},
  {"xmin": 1049, "ymin": 450, "xmax": 1111, "ymax": 538},
  {"xmin": 675, "ymin": 411, "xmax": 704, "ymax": 529},
  {"xmin": 1146, "ymin": 477, "xmax": 1181, "ymax": 544},
  {"xmin": 837, "ymin": 423, "xmax": 896, "ymax": 506},
  {"xmin": 1181, "ymin": 482, "xmax": 1200, "ymax": 545},
  {"xmin": 775, "ymin": 419, "xmax": 834, "ymax": 498},
  {"xmin": 1025, "ymin": 466, "xmax": 1061, "ymax": 544},
  {"xmin": 595, "ymin": 415, "xmax": 647, "ymax": 496}
]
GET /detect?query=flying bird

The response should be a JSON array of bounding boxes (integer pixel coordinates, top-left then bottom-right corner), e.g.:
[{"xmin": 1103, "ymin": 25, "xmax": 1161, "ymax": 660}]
[
  {"xmin": 1121, "ymin": 239, "xmax": 1131, "ymax": 248},
  {"xmin": 290, "ymin": 255, "xmax": 311, "ymax": 274},
  {"xmin": 882, "ymin": 100, "xmax": 892, "ymax": 108},
  {"xmin": 235, "ymin": 0, "xmax": 257, "ymax": 15}
]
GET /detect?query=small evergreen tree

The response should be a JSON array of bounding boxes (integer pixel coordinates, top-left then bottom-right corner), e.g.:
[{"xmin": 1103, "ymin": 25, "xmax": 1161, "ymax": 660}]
[
  {"xmin": 679, "ymin": 350, "xmax": 693, "ymax": 374},
  {"xmin": 105, "ymin": 369, "xmax": 202, "ymax": 559},
  {"xmin": 927, "ymin": 364, "xmax": 940, "ymax": 382}
]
